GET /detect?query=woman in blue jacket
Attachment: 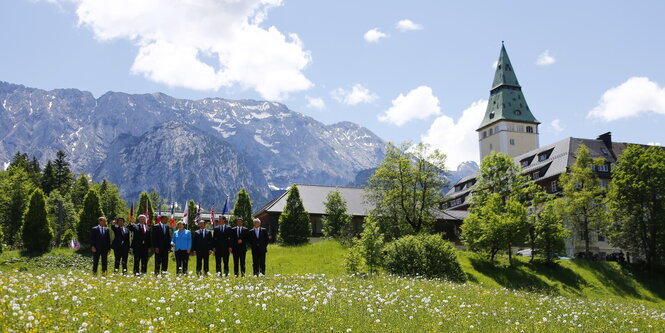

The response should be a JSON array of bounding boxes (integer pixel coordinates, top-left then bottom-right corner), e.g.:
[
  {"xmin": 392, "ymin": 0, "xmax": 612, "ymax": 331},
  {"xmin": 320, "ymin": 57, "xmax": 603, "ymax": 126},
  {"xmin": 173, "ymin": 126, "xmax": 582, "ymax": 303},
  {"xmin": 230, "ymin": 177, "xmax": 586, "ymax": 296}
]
[{"xmin": 171, "ymin": 221, "xmax": 192, "ymax": 275}]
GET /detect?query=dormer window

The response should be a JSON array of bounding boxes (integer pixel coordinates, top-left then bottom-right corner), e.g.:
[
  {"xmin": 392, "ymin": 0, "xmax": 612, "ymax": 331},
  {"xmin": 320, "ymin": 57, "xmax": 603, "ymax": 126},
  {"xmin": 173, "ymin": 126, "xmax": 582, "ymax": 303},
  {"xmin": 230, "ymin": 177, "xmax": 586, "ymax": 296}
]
[
  {"xmin": 521, "ymin": 159, "xmax": 530, "ymax": 167},
  {"xmin": 600, "ymin": 147, "xmax": 609, "ymax": 156},
  {"xmin": 514, "ymin": 110, "xmax": 522, "ymax": 115},
  {"xmin": 489, "ymin": 112, "xmax": 495, "ymax": 119}
]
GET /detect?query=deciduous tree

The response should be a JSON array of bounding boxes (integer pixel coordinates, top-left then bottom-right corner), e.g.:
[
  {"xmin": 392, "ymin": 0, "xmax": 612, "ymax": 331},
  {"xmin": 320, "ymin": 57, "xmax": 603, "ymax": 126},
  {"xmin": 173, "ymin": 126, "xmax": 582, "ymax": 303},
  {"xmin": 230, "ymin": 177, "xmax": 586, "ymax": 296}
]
[
  {"xmin": 365, "ymin": 142, "xmax": 447, "ymax": 239},
  {"xmin": 608, "ymin": 144, "xmax": 665, "ymax": 268}
]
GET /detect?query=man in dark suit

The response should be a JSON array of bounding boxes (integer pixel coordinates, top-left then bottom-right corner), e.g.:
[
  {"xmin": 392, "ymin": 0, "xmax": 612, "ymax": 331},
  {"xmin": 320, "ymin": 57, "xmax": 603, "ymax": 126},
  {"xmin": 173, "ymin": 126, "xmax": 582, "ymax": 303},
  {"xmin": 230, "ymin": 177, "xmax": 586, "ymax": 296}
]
[
  {"xmin": 230, "ymin": 217, "xmax": 249, "ymax": 277},
  {"xmin": 212, "ymin": 216, "xmax": 232, "ymax": 276},
  {"xmin": 111, "ymin": 217, "xmax": 131, "ymax": 274},
  {"xmin": 249, "ymin": 218, "xmax": 269, "ymax": 276},
  {"xmin": 90, "ymin": 216, "xmax": 111, "ymax": 274},
  {"xmin": 192, "ymin": 220, "xmax": 213, "ymax": 275},
  {"xmin": 151, "ymin": 215, "xmax": 172, "ymax": 275},
  {"xmin": 129, "ymin": 214, "xmax": 151, "ymax": 274}
]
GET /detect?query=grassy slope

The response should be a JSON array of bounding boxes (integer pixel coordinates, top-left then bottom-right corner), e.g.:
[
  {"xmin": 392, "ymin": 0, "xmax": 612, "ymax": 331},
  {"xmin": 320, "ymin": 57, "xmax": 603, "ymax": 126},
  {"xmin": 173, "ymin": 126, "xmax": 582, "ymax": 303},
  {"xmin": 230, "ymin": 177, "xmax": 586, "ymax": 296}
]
[{"xmin": 1, "ymin": 239, "xmax": 663, "ymax": 304}]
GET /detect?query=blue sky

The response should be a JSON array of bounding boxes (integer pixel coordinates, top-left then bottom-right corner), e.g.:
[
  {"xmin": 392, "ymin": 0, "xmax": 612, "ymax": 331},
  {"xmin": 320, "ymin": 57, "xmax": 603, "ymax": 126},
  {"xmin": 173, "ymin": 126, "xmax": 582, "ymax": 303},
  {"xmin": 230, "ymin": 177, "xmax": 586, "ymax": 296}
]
[{"xmin": 2, "ymin": 0, "xmax": 664, "ymax": 168}]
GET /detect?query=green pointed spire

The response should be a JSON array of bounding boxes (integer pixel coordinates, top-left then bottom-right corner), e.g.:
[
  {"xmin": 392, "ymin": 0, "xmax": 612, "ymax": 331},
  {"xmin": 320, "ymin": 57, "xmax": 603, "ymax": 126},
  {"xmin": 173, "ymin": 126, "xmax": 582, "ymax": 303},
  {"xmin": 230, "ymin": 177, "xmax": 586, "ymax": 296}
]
[
  {"xmin": 478, "ymin": 43, "xmax": 539, "ymax": 130},
  {"xmin": 491, "ymin": 43, "xmax": 520, "ymax": 89}
]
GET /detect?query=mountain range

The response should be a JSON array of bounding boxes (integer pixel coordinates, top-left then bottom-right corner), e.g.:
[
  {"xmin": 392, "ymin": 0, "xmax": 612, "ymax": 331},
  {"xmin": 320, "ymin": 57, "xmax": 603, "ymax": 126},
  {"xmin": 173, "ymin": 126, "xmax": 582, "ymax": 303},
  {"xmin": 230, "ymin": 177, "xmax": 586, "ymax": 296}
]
[{"xmin": 0, "ymin": 81, "xmax": 386, "ymax": 207}]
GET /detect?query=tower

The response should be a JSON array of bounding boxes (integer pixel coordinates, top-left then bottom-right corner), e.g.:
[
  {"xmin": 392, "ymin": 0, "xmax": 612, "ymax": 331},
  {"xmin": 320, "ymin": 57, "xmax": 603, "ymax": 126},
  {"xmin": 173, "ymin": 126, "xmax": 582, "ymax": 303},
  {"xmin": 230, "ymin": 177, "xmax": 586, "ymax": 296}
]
[{"xmin": 477, "ymin": 43, "xmax": 540, "ymax": 161}]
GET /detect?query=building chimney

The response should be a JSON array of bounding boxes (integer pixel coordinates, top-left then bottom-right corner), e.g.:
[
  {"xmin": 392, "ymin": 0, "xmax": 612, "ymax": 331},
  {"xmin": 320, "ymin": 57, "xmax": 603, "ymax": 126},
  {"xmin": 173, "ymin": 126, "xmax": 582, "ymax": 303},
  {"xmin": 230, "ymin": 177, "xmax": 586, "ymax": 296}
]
[{"xmin": 597, "ymin": 132, "xmax": 616, "ymax": 160}]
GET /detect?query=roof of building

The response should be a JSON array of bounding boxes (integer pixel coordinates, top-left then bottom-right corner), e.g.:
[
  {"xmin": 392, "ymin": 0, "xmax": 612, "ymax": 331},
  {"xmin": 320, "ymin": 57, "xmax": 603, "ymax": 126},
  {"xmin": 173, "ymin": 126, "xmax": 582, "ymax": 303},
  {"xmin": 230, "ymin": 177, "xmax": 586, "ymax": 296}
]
[
  {"xmin": 478, "ymin": 44, "xmax": 539, "ymax": 130},
  {"xmin": 435, "ymin": 209, "xmax": 469, "ymax": 221},
  {"xmin": 254, "ymin": 184, "xmax": 372, "ymax": 217},
  {"xmin": 445, "ymin": 133, "xmax": 630, "ymax": 208}
]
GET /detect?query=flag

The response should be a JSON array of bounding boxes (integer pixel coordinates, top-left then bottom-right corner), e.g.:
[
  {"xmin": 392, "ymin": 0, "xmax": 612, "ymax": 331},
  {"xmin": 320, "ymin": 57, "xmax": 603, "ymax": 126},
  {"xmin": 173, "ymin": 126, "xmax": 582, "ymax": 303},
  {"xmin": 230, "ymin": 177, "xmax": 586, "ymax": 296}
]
[
  {"xmin": 157, "ymin": 202, "xmax": 162, "ymax": 224},
  {"xmin": 145, "ymin": 205, "xmax": 150, "ymax": 226},
  {"xmin": 195, "ymin": 204, "xmax": 201, "ymax": 223},
  {"xmin": 210, "ymin": 205, "xmax": 215, "ymax": 226},
  {"xmin": 222, "ymin": 195, "xmax": 229, "ymax": 216},
  {"xmin": 183, "ymin": 202, "xmax": 189, "ymax": 226},
  {"xmin": 129, "ymin": 202, "xmax": 134, "ymax": 223},
  {"xmin": 170, "ymin": 202, "xmax": 175, "ymax": 227}
]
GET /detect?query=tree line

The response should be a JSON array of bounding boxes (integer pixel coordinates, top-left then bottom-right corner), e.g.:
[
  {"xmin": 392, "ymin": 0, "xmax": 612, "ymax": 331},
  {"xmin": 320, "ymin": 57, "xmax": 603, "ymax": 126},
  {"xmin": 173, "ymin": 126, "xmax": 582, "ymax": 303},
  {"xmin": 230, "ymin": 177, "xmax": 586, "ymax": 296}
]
[
  {"xmin": 332, "ymin": 141, "xmax": 665, "ymax": 278},
  {"xmin": 0, "ymin": 151, "xmax": 127, "ymax": 252}
]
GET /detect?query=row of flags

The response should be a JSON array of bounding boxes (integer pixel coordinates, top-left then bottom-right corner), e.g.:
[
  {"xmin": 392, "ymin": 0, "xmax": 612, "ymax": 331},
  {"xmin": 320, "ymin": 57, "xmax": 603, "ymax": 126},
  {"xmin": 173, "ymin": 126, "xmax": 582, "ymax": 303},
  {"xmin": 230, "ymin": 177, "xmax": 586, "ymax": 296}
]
[{"xmin": 127, "ymin": 196, "xmax": 229, "ymax": 227}]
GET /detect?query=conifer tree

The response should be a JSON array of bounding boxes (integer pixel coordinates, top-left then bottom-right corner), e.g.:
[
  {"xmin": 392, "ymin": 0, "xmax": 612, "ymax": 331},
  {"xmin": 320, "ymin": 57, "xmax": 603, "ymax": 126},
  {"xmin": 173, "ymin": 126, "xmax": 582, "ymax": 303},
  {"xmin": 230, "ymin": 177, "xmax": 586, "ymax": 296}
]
[
  {"xmin": 70, "ymin": 173, "xmax": 90, "ymax": 212},
  {"xmin": 95, "ymin": 179, "xmax": 127, "ymax": 222},
  {"xmin": 22, "ymin": 188, "xmax": 53, "ymax": 252},
  {"xmin": 356, "ymin": 215, "xmax": 383, "ymax": 276},
  {"xmin": 232, "ymin": 188, "xmax": 253, "ymax": 228},
  {"xmin": 322, "ymin": 189, "xmax": 353, "ymax": 241},
  {"xmin": 41, "ymin": 161, "xmax": 57, "ymax": 196},
  {"xmin": 137, "ymin": 191, "xmax": 154, "ymax": 226},
  {"xmin": 77, "ymin": 189, "xmax": 103, "ymax": 246},
  {"xmin": 187, "ymin": 200, "xmax": 198, "ymax": 230},
  {"xmin": 278, "ymin": 184, "xmax": 311, "ymax": 245},
  {"xmin": 0, "ymin": 168, "xmax": 35, "ymax": 245},
  {"xmin": 53, "ymin": 150, "xmax": 73, "ymax": 195}
]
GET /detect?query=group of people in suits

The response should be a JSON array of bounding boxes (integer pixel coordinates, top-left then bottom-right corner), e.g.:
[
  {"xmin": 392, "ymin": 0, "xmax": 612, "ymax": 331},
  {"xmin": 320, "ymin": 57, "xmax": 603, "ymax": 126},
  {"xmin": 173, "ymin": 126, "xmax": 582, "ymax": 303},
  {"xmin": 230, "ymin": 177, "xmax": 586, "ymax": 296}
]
[{"xmin": 89, "ymin": 214, "xmax": 269, "ymax": 277}]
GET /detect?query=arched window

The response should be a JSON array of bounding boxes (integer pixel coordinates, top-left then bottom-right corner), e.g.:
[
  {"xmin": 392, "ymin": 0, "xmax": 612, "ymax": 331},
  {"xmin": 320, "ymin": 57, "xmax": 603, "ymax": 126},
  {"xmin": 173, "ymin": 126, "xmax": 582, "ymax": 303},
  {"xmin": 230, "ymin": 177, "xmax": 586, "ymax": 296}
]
[{"xmin": 526, "ymin": 126, "xmax": 533, "ymax": 133}]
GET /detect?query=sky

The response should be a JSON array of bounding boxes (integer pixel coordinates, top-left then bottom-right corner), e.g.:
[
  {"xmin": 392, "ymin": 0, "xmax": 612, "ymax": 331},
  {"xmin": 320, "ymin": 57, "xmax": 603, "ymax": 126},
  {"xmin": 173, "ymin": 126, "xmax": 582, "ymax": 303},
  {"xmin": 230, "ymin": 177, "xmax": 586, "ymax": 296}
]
[{"xmin": 1, "ymin": 0, "xmax": 665, "ymax": 168}]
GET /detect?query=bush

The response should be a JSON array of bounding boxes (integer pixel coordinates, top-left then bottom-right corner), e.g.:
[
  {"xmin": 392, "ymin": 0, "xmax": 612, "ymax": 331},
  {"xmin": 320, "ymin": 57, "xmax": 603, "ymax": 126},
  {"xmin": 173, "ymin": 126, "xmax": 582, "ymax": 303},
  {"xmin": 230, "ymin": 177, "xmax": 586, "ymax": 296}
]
[
  {"xmin": 61, "ymin": 229, "xmax": 76, "ymax": 247},
  {"xmin": 22, "ymin": 188, "xmax": 54, "ymax": 253},
  {"xmin": 344, "ymin": 246, "xmax": 363, "ymax": 274},
  {"xmin": 383, "ymin": 234, "xmax": 466, "ymax": 282}
]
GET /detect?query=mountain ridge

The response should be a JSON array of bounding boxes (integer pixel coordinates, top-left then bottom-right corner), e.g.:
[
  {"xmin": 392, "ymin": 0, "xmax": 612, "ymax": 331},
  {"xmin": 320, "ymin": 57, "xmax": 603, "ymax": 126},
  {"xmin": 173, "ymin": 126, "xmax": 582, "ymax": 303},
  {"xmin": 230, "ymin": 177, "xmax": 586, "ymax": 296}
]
[{"xmin": 0, "ymin": 81, "xmax": 386, "ymax": 206}]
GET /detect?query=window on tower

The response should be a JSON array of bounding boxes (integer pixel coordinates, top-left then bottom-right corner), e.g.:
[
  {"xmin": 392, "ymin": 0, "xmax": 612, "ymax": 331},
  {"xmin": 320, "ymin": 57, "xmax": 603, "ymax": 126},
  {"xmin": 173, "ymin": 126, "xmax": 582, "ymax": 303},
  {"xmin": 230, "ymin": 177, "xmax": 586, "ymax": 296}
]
[
  {"xmin": 510, "ymin": 139, "xmax": 515, "ymax": 145},
  {"xmin": 526, "ymin": 126, "xmax": 533, "ymax": 133}
]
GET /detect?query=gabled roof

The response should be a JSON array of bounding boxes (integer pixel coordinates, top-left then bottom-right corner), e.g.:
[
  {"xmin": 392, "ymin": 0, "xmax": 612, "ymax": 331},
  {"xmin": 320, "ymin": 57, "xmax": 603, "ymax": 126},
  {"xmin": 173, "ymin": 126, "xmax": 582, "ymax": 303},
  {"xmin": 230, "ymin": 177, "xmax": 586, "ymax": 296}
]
[
  {"xmin": 254, "ymin": 184, "xmax": 372, "ymax": 217},
  {"xmin": 478, "ymin": 43, "xmax": 539, "ymax": 130},
  {"xmin": 445, "ymin": 134, "xmax": 632, "ymax": 208}
]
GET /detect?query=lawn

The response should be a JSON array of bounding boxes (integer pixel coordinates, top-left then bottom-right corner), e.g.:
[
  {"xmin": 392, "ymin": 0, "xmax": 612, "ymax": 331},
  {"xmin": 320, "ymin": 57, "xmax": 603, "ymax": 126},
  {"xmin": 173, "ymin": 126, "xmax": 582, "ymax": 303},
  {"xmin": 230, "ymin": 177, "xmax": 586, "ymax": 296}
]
[{"xmin": 1, "ymin": 240, "xmax": 664, "ymax": 332}]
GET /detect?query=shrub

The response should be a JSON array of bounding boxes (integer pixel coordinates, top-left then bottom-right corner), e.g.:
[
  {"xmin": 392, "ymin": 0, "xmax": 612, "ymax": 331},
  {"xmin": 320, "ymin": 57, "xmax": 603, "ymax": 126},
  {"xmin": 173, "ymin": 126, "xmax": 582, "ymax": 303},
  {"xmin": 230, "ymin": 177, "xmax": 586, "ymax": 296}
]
[
  {"xmin": 383, "ymin": 234, "xmax": 466, "ymax": 282},
  {"xmin": 344, "ymin": 246, "xmax": 363, "ymax": 274},
  {"xmin": 61, "ymin": 229, "xmax": 76, "ymax": 247}
]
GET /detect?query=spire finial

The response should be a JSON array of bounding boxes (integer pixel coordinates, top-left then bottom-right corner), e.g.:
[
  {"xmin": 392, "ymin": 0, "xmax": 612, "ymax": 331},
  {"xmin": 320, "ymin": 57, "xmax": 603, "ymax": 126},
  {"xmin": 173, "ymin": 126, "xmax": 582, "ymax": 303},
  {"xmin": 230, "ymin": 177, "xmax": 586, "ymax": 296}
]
[{"xmin": 501, "ymin": 40, "xmax": 504, "ymax": 45}]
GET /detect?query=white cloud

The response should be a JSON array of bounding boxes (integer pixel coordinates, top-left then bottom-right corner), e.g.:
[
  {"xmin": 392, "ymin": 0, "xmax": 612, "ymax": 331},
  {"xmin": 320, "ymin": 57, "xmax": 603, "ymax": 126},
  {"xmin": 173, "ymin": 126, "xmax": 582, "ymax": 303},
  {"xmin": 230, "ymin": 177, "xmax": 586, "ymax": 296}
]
[
  {"xmin": 364, "ymin": 28, "xmax": 388, "ymax": 43},
  {"xmin": 647, "ymin": 142, "xmax": 662, "ymax": 146},
  {"xmin": 421, "ymin": 100, "xmax": 487, "ymax": 168},
  {"xmin": 49, "ymin": 0, "xmax": 312, "ymax": 100},
  {"xmin": 536, "ymin": 50, "xmax": 556, "ymax": 66},
  {"xmin": 550, "ymin": 118, "xmax": 564, "ymax": 133},
  {"xmin": 305, "ymin": 96, "xmax": 325, "ymax": 110},
  {"xmin": 395, "ymin": 19, "xmax": 423, "ymax": 32},
  {"xmin": 331, "ymin": 84, "xmax": 378, "ymax": 105},
  {"xmin": 588, "ymin": 77, "xmax": 665, "ymax": 121},
  {"xmin": 379, "ymin": 86, "xmax": 441, "ymax": 126},
  {"xmin": 492, "ymin": 60, "xmax": 498, "ymax": 69}
]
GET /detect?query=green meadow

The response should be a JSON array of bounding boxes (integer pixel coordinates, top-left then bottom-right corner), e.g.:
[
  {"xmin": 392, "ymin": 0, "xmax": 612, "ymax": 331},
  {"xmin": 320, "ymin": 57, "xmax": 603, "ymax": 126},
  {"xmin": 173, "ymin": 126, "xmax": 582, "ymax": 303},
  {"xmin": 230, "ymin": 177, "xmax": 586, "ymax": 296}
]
[{"xmin": 1, "ymin": 240, "xmax": 664, "ymax": 332}]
